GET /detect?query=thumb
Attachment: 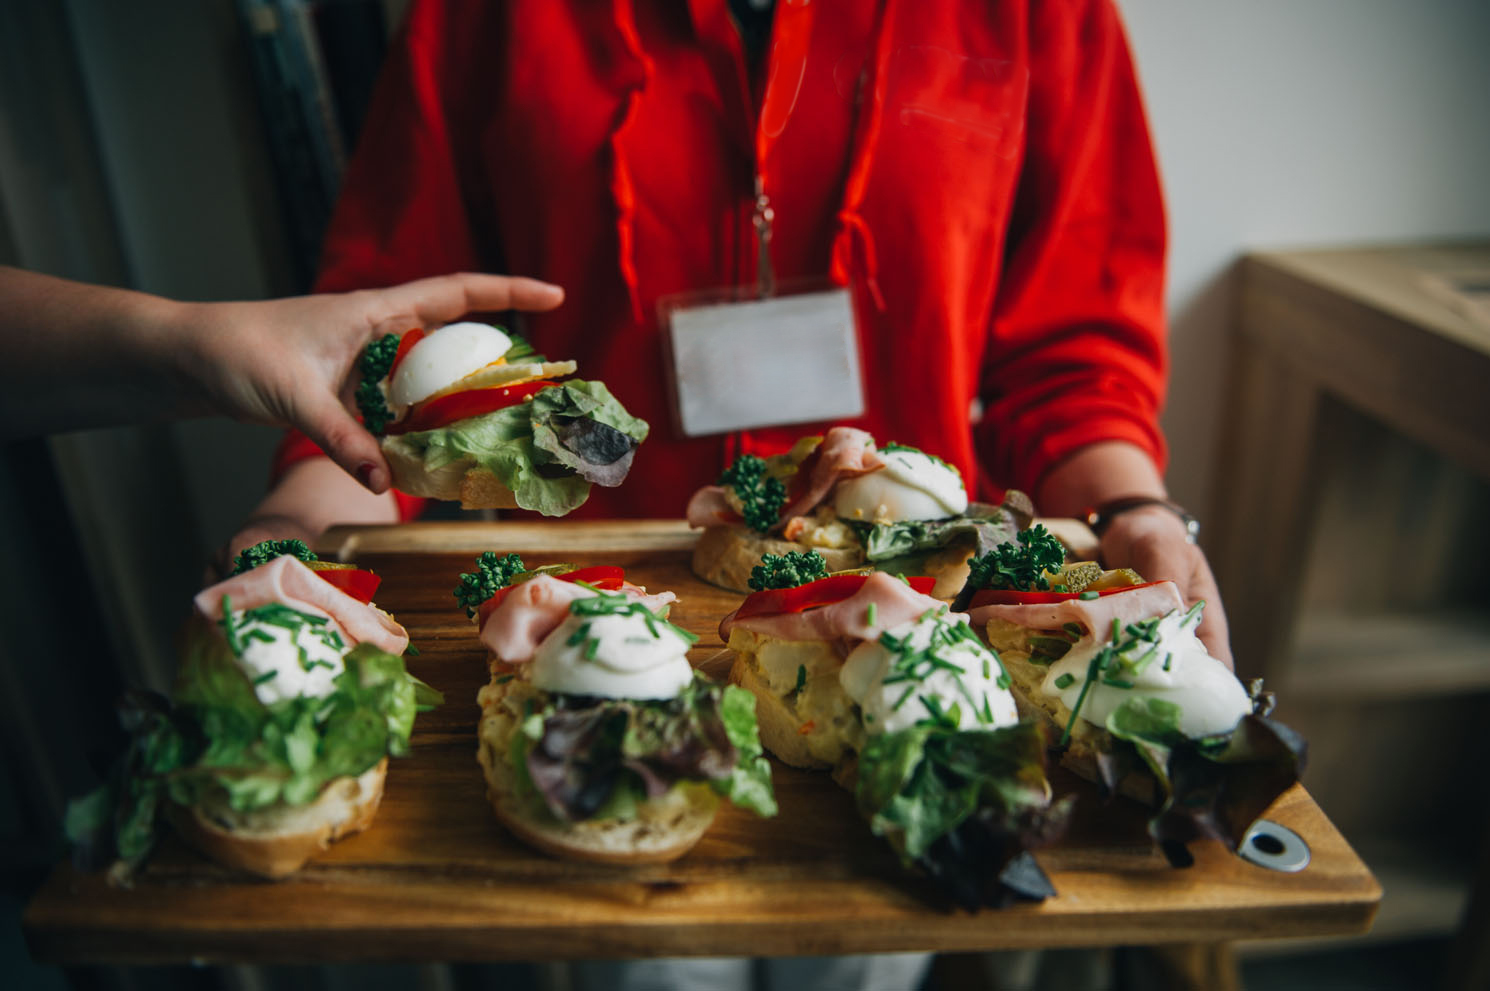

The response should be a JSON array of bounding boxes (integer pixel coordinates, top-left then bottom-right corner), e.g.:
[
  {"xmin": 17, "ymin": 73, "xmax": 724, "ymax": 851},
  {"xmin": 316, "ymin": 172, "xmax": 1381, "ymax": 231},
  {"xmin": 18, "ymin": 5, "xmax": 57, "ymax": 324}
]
[{"xmin": 296, "ymin": 396, "xmax": 390, "ymax": 493}]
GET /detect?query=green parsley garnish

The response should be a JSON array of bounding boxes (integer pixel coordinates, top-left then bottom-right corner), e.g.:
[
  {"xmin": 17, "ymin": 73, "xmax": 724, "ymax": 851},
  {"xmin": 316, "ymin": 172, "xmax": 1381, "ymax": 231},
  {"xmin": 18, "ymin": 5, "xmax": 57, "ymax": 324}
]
[
  {"xmin": 355, "ymin": 332, "xmax": 400, "ymax": 435},
  {"xmin": 965, "ymin": 524, "xmax": 1066, "ymax": 592},
  {"xmin": 230, "ymin": 539, "xmax": 316, "ymax": 576},
  {"xmin": 453, "ymin": 552, "xmax": 527, "ymax": 619},
  {"xmin": 748, "ymin": 550, "xmax": 830, "ymax": 591},
  {"xmin": 718, "ymin": 454, "xmax": 787, "ymax": 533}
]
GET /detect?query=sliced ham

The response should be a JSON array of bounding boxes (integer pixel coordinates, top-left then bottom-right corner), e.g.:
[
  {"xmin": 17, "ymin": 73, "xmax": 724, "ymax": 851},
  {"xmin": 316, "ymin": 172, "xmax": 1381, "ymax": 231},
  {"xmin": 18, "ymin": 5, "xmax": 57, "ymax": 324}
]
[
  {"xmin": 966, "ymin": 581, "xmax": 1187, "ymax": 637},
  {"xmin": 685, "ymin": 485, "xmax": 738, "ymax": 529},
  {"xmin": 479, "ymin": 574, "xmax": 678, "ymax": 665},
  {"xmin": 772, "ymin": 426, "xmax": 883, "ymax": 530},
  {"xmin": 720, "ymin": 571, "xmax": 950, "ymax": 644},
  {"xmin": 195, "ymin": 556, "xmax": 409, "ymax": 655}
]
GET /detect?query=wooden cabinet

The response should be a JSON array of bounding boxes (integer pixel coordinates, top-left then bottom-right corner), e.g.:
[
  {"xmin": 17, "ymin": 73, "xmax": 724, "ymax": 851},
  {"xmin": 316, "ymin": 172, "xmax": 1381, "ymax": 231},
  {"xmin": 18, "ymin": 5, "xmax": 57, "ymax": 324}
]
[{"xmin": 1212, "ymin": 244, "xmax": 1490, "ymax": 973}]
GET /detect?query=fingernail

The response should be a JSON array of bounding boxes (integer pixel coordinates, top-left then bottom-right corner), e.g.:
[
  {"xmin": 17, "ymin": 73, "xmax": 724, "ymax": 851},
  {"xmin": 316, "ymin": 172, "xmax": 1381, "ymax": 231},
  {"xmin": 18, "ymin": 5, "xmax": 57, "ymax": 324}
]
[{"xmin": 356, "ymin": 462, "xmax": 384, "ymax": 492}]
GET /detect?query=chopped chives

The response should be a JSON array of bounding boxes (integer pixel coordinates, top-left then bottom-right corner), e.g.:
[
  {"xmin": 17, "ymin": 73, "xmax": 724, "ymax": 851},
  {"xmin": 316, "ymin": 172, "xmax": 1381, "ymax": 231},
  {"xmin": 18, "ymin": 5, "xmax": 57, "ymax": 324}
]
[{"xmin": 1054, "ymin": 673, "xmax": 1075, "ymax": 690}]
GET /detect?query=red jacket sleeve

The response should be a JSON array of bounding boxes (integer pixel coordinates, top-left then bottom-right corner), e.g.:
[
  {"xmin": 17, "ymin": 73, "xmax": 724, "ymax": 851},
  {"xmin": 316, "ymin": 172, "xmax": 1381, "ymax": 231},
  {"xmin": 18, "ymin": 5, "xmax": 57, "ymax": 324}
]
[
  {"xmin": 975, "ymin": 0, "xmax": 1168, "ymax": 496},
  {"xmin": 273, "ymin": 0, "xmax": 502, "ymax": 519}
]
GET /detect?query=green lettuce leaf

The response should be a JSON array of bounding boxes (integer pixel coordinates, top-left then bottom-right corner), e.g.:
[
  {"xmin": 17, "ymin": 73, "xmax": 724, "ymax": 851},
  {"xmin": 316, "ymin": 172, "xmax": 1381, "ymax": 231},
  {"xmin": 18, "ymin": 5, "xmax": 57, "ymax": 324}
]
[
  {"xmin": 520, "ymin": 676, "xmax": 774, "ymax": 823},
  {"xmin": 716, "ymin": 684, "xmax": 777, "ymax": 817},
  {"xmin": 854, "ymin": 502, "xmax": 1022, "ymax": 566},
  {"xmin": 855, "ymin": 722, "xmax": 1068, "ymax": 909},
  {"xmin": 1101, "ymin": 701, "xmax": 1307, "ymax": 868},
  {"xmin": 66, "ymin": 619, "xmax": 438, "ymax": 880}
]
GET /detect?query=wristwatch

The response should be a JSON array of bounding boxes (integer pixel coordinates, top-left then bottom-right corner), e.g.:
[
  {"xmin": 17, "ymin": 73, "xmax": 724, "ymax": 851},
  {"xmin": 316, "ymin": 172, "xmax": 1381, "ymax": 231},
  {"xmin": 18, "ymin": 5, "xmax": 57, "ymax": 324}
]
[{"xmin": 1085, "ymin": 496, "xmax": 1200, "ymax": 545}]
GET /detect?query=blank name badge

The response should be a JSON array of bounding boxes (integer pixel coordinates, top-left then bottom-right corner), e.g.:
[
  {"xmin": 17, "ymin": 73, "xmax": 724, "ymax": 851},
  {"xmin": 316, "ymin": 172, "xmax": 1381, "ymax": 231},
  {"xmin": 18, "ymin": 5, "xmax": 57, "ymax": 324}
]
[{"xmin": 665, "ymin": 288, "xmax": 865, "ymax": 437}]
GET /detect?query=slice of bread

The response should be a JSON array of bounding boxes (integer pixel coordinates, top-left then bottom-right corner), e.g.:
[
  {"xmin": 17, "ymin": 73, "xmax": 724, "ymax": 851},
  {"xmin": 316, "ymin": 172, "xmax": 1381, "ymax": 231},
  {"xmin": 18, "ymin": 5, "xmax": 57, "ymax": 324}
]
[
  {"xmin": 166, "ymin": 758, "xmax": 388, "ymax": 879},
  {"xmin": 382, "ymin": 440, "xmax": 521, "ymax": 509},
  {"xmin": 475, "ymin": 677, "xmax": 720, "ymax": 864},
  {"xmin": 691, "ymin": 525, "xmax": 864, "ymax": 593}
]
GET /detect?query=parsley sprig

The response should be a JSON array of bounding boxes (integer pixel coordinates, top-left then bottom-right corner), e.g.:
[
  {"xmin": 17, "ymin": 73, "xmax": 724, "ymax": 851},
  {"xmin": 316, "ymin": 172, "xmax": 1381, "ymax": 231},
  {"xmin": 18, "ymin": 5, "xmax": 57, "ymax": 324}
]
[
  {"xmin": 718, "ymin": 454, "xmax": 786, "ymax": 533},
  {"xmin": 231, "ymin": 539, "xmax": 316, "ymax": 576},
  {"xmin": 454, "ymin": 552, "xmax": 527, "ymax": 619},
  {"xmin": 748, "ymin": 550, "xmax": 829, "ymax": 591},
  {"xmin": 965, "ymin": 524, "xmax": 1065, "ymax": 592},
  {"xmin": 355, "ymin": 332, "xmax": 400, "ymax": 435}
]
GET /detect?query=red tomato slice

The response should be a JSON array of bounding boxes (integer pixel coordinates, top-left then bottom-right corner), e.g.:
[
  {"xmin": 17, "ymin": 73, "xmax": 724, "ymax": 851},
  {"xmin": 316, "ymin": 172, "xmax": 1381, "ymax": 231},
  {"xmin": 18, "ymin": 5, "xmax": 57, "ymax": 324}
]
[
  {"xmin": 389, "ymin": 381, "xmax": 556, "ymax": 435},
  {"xmin": 967, "ymin": 580, "xmax": 1166, "ymax": 610},
  {"xmin": 311, "ymin": 567, "xmax": 382, "ymax": 604},
  {"xmin": 476, "ymin": 567, "xmax": 627, "ymax": 627},
  {"xmin": 734, "ymin": 573, "xmax": 936, "ymax": 621},
  {"xmin": 387, "ymin": 327, "xmax": 426, "ymax": 377}
]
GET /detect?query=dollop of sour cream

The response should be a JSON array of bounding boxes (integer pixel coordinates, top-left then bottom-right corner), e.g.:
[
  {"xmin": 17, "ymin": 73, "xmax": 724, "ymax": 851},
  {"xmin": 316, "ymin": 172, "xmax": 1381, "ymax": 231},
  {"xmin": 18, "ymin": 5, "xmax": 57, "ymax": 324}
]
[
  {"xmin": 840, "ymin": 610, "xmax": 1018, "ymax": 734},
  {"xmin": 229, "ymin": 606, "xmax": 348, "ymax": 706},
  {"xmin": 530, "ymin": 593, "xmax": 695, "ymax": 700},
  {"xmin": 833, "ymin": 447, "xmax": 969, "ymax": 524},
  {"xmin": 1042, "ymin": 604, "xmax": 1251, "ymax": 738},
  {"xmin": 388, "ymin": 321, "xmax": 512, "ymax": 409}
]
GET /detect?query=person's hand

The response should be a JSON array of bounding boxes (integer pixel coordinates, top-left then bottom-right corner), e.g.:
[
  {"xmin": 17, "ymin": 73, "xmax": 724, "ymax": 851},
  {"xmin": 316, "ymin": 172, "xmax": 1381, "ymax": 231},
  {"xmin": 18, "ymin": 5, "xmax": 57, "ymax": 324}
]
[
  {"xmin": 171, "ymin": 272, "xmax": 564, "ymax": 493},
  {"xmin": 1097, "ymin": 506, "xmax": 1233, "ymax": 670}
]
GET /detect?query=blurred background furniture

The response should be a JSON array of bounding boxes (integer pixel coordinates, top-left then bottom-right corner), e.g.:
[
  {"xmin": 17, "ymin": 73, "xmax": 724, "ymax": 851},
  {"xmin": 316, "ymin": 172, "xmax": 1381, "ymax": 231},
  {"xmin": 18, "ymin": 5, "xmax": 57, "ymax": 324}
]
[{"xmin": 1212, "ymin": 243, "xmax": 1490, "ymax": 987}]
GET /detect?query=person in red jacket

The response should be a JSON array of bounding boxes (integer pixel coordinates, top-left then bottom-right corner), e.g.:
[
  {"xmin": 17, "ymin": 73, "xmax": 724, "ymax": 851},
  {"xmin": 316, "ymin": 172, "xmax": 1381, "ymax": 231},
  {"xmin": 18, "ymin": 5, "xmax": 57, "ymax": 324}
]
[{"xmin": 236, "ymin": 0, "xmax": 1229, "ymax": 666}]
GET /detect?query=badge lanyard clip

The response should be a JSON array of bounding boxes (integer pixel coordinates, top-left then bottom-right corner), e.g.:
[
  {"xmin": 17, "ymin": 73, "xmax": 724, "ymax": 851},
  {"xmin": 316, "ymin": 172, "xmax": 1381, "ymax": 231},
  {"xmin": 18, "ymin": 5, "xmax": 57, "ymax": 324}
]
[{"xmin": 753, "ymin": 175, "xmax": 775, "ymax": 299}]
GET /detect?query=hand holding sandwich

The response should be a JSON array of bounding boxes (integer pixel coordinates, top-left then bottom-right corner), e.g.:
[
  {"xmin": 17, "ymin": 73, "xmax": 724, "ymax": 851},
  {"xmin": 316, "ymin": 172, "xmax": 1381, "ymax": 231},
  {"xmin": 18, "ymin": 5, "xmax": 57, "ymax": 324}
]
[
  {"xmin": 0, "ymin": 266, "xmax": 563, "ymax": 493},
  {"xmin": 1036, "ymin": 440, "xmax": 1232, "ymax": 669}
]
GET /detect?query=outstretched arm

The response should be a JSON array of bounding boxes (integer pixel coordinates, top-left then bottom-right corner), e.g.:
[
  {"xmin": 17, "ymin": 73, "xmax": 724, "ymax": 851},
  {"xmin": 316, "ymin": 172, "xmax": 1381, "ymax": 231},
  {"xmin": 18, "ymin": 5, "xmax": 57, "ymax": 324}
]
[{"xmin": 0, "ymin": 267, "xmax": 562, "ymax": 491}]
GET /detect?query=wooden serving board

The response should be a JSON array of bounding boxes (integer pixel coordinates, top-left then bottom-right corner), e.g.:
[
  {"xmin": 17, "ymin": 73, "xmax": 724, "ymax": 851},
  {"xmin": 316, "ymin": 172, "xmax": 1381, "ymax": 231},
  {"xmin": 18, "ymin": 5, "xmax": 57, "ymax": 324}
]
[{"xmin": 23, "ymin": 522, "xmax": 1380, "ymax": 965}]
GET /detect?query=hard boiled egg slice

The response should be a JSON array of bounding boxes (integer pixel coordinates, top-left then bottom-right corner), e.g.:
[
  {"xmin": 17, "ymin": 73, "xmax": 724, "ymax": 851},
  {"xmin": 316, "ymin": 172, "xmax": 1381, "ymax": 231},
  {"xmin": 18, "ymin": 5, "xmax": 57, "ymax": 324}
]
[
  {"xmin": 389, "ymin": 322, "xmax": 513, "ymax": 408},
  {"xmin": 424, "ymin": 358, "xmax": 578, "ymax": 403},
  {"xmin": 833, "ymin": 447, "xmax": 969, "ymax": 524}
]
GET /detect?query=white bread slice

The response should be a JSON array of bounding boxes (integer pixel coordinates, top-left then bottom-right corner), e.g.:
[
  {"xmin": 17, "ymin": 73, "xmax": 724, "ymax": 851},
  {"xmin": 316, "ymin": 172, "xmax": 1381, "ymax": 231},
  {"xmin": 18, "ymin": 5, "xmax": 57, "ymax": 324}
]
[
  {"xmin": 691, "ymin": 525, "xmax": 863, "ymax": 593},
  {"xmin": 382, "ymin": 440, "xmax": 521, "ymax": 509},
  {"xmin": 475, "ymin": 677, "xmax": 720, "ymax": 864},
  {"xmin": 166, "ymin": 758, "xmax": 388, "ymax": 879}
]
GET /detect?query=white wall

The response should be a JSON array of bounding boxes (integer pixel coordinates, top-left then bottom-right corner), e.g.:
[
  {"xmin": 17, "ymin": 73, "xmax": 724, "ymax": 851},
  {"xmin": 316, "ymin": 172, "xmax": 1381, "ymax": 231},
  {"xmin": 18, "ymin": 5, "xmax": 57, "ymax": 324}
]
[{"xmin": 1119, "ymin": 0, "xmax": 1490, "ymax": 521}]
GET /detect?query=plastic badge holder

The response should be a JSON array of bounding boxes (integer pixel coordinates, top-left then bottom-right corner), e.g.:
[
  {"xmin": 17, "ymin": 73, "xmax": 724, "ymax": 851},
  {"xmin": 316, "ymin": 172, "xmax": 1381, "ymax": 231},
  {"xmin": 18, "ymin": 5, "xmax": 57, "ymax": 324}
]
[{"xmin": 660, "ymin": 283, "xmax": 866, "ymax": 438}]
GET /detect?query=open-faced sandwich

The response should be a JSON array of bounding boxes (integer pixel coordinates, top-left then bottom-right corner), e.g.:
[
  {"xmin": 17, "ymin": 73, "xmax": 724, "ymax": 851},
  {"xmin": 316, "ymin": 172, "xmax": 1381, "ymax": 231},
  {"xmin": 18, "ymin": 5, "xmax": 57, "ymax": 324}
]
[
  {"xmin": 957, "ymin": 525, "xmax": 1307, "ymax": 867},
  {"xmin": 687, "ymin": 426, "xmax": 1031, "ymax": 598},
  {"xmin": 721, "ymin": 550, "xmax": 1067, "ymax": 908},
  {"xmin": 456, "ymin": 553, "xmax": 776, "ymax": 863},
  {"xmin": 66, "ymin": 540, "xmax": 440, "ymax": 882},
  {"xmin": 356, "ymin": 321, "xmax": 649, "ymax": 514}
]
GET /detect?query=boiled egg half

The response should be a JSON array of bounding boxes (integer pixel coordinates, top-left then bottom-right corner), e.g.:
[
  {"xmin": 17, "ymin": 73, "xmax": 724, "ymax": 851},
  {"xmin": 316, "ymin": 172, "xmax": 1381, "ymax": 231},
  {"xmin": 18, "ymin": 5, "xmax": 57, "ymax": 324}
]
[{"xmin": 833, "ymin": 446, "xmax": 969, "ymax": 524}]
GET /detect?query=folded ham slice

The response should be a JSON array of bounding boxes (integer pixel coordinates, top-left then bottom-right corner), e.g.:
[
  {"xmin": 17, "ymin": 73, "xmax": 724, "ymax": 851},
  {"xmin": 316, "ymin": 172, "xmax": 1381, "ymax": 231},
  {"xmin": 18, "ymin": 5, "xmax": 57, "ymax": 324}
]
[
  {"xmin": 195, "ymin": 556, "xmax": 410, "ymax": 656},
  {"xmin": 479, "ymin": 574, "xmax": 678, "ymax": 665},
  {"xmin": 685, "ymin": 486, "xmax": 737, "ymax": 528},
  {"xmin": 719, "ymin": 571, "xmax": 950, "ymax": 644},
  {"xmin": 772, "ymin": 426, "xmax": 883, "ymax": 530},
  {"xmin": 965, "ymin": 581, "xmax": 1186, "ymax": 637}
]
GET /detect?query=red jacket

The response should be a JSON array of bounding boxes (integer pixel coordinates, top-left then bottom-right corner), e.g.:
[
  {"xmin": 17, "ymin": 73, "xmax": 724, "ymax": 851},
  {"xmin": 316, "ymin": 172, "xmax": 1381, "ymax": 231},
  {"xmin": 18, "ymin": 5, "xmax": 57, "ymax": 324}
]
[{"xmin": 280, "ymin": 0, "xmax": 1168, "ymax": 519}]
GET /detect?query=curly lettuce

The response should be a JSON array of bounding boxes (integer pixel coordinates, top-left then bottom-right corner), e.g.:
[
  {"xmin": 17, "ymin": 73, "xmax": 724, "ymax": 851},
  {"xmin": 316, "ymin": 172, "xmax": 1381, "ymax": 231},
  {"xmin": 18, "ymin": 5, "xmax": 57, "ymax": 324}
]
[
  {"xmin": 66, "ymin": 619, "xmax": 441, "ymax": 880},
  {"xmin": 1097, "ymin": 691, "xmax": 1307, "ymax": 868},
  {"xmin": 516, "ymin": 675, "xmax": 776, "ymax": 823},
  {"xmin": 855, "ymin": 721, "xmax": 1070, "ymax": 910}
]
